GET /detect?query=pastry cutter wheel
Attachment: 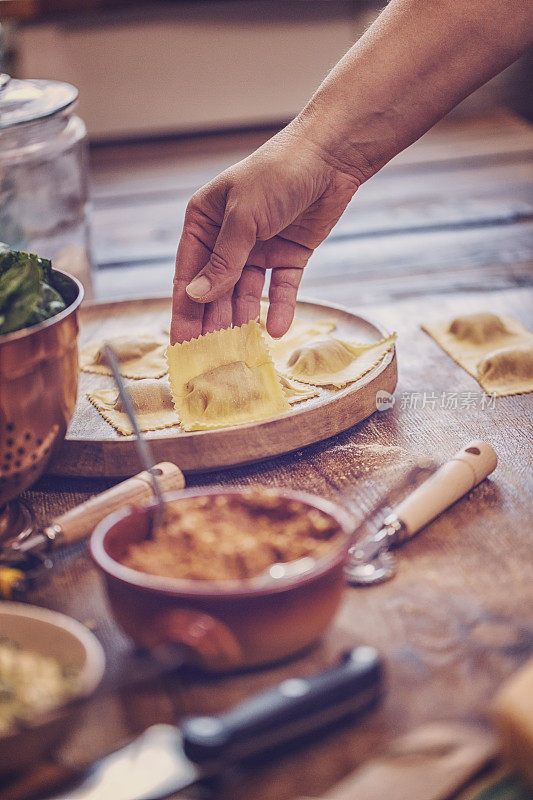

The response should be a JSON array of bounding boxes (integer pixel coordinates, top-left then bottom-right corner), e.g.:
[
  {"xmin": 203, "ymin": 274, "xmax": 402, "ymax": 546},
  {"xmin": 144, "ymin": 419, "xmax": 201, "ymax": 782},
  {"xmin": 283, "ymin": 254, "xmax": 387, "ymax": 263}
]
[
  {"xmin": 344, "ymin": 440, "xmax": 498, "ymax": 585},
  {"xmin": 0, "ymin": 343, "xmax": 185, "ymax": 598}
]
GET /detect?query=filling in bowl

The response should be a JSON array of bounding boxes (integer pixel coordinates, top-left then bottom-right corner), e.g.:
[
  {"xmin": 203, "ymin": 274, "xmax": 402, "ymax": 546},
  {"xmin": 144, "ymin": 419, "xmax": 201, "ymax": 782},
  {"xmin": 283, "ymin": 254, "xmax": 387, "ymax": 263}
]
[
  {"xmin": 120, "ymin": 489, "xmax": 343, "ymax": 581},
  {"xmin": 0, "ymin": 639, "xmax": 77, "ymax": 735}
]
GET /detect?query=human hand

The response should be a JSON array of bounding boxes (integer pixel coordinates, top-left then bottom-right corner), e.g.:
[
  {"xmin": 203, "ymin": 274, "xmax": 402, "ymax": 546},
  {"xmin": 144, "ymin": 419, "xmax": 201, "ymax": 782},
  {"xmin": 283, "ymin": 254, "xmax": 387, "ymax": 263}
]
[{"xmin": 170, "ymin": 126, "xmax": 361, "ymax": 343}]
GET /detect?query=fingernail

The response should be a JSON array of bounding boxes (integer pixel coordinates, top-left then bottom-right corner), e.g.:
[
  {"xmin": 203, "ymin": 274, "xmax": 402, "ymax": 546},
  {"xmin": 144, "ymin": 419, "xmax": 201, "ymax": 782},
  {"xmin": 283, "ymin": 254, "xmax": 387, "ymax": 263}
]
[{"xmin": 186, "ymin": 275, "xmax": 211, "ymax": 299}]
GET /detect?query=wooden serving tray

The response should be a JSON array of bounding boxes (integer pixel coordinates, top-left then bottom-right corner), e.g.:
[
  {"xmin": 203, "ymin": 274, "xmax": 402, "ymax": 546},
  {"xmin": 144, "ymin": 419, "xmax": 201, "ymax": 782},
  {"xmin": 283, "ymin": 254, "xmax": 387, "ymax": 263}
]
[{"xmin": 48, "ymin": 297, "xmax": 397, "ymax": 477}]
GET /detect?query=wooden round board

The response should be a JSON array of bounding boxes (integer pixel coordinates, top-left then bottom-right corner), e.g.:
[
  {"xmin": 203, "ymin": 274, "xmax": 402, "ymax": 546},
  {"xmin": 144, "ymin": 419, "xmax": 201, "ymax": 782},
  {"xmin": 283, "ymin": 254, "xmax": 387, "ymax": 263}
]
[{"xmin": 48, "ymin": 297, "xmax": 397, "ymax": 477}]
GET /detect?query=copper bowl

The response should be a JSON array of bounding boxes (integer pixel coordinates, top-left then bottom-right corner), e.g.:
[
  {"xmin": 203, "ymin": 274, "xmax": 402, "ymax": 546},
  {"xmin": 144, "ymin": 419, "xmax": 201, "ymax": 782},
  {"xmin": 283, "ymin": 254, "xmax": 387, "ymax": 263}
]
[
  {"xmin": 91, "ymin": 487, "xmax": 354, "ymax": 672},
  {"xmin": 0, "ymin": 270, "xmax": 83, "ymax": 521}
]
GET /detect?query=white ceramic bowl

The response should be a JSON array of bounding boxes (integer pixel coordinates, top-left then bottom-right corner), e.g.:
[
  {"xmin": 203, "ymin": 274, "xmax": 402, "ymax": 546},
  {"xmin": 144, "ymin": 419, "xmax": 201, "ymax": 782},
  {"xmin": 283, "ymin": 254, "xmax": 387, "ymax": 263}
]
[{"xmin": 0, "ymin": 602, "xmax": 105, "ymax": 777}]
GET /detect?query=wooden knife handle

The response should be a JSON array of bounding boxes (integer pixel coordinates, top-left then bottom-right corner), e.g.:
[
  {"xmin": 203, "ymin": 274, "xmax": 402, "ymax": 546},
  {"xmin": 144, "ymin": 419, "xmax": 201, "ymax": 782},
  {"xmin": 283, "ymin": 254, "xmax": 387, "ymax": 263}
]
[{"xmin": 47, "ymin": 462, "xmax": 185, "ymax": 546}]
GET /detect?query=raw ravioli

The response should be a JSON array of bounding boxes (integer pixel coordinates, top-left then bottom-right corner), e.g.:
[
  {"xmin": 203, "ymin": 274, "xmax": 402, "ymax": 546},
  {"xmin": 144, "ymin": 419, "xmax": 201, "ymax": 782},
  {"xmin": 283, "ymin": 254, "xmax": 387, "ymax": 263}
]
[
  {"xmin": 270, "ymin": 332, "xmax": 397, "ymax": 388},
  {"xmin": 88, "ymin": 379, "xmax": 179, "ymax": 435},
  {"xmin": 423, "ymin": 312, "xmax": 533, "ymax": 396},
  {"xmin": 447, "ymin": 313, "xmax": 511, "ymax": 346},
  {"xmin": 81, "ymin": 335, "xmax": 167, "ymax": 379},
  {"xmin": 166, "ymin": 321, "xmax": 289, "ymax": 430},
  {"xmin": 477, "ymin": 343, "xmax": 533, "ymax": 396},
  {"xmin": 278, "ymin": 374, "xmax": 320, "ymax": 404}
]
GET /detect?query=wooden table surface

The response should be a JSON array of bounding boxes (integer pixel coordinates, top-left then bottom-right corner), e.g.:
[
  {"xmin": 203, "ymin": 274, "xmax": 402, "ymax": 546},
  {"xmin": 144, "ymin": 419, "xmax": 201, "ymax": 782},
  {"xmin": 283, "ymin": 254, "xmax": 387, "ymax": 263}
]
[{"xmin": 10, "ymin": 111, "xmax": 533, "ymax": 799}]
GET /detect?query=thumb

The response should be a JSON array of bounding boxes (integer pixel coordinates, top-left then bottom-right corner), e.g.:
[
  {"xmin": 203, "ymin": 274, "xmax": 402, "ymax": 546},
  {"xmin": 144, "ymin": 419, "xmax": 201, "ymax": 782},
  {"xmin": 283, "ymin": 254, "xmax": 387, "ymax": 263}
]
[{"xmin": 186, "ymin": 208, "xmax": 256, "ymax": 303}]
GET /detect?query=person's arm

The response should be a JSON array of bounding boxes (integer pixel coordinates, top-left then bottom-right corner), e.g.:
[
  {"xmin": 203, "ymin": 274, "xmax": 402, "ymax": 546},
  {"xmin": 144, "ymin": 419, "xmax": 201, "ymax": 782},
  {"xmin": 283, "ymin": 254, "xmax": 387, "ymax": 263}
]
[
  {"xmin": 171, "ymin": 0, "xmax": 533, "ymax": 344},
  {"xmin": 295, "ymin": 0, "xmax": 533, "ymax": 179}
]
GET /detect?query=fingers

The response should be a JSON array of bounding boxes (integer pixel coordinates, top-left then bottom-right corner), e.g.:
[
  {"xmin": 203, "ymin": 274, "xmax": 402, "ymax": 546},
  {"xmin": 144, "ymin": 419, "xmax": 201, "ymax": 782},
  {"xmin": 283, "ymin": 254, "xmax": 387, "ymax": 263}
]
[
  {"xmin": 236, "ymin": 239, "xmax": 311, "ymax": 337},
  {"xmin": 203, "ymin": 265, "xmax": 266, "ymax": 335},
  {"xmin": 172, "ymin": 191, "xmax": 309, "ymax": 343},
  {"xmin": 232, "ymin": 266, "xmax": 266, "ymax": 327},
  {"xmin": 186, "ymin": 208, "xmax": 256, "ymax": 304},
  {"xmin": 171, "ymin": 228, "xmax": 211, "ymax": 344},
  {"xmin": 202, "ymin": 291, "xmax": 234, "ymax": 335},
  {"xmin": 266, "ymin": 267, "xmax": 303, "ymax": 338}
]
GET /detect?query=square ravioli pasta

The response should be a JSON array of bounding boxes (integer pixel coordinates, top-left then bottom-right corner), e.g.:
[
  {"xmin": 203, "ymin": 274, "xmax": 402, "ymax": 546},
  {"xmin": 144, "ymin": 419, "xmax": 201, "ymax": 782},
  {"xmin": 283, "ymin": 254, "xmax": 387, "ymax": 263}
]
[
  {"xmin": 88, "ymin": 378, "xmax": 179, "ymax": 435},
  {"xmin": 278, "ymin": 374, "xmax": 320, "ymax": 404},
  {"xmin": 269, "ymin": 330, "xmax": 397, "ymax": 388},
  {"xmin": 423, "ymin": 312, "xmax": 533, "ymax": 396},
  {"xmin": 80, "ymin": 335, "xmax": 167, "ymax": 379},
  {"xmin": 166, "ymin": 321, "xmax": 289, "ymax": 431}
]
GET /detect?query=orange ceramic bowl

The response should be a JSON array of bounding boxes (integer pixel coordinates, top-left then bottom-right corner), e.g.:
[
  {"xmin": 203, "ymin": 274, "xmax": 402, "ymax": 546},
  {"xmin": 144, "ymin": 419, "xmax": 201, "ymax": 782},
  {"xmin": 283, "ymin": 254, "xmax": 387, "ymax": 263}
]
[{"xmin": 90, "ymin": 487, "xmax": 354, "ymax": 671}]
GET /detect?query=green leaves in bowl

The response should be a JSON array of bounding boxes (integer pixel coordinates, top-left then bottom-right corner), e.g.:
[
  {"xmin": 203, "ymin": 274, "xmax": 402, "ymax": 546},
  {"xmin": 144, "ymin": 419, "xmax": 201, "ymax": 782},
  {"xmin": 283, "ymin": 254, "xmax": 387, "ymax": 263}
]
[{"xmin": 0, "ymin": 246, "xmax": 66, "ymax": 335}]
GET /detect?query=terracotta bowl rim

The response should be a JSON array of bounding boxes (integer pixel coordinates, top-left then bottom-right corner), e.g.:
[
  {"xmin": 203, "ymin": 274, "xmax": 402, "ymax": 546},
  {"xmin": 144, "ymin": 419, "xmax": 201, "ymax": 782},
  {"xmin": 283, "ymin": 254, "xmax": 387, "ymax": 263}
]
[
  {"xmin": 0, "ymin": 601, "xmax": 105, "ymax": 741},
  {"xmin": 90, "ymin": 485, "xmax": 355, "ymax": 600},
  {"xmin": 0, "ymin": 268, "xmax": 84, "ymax": 345}
]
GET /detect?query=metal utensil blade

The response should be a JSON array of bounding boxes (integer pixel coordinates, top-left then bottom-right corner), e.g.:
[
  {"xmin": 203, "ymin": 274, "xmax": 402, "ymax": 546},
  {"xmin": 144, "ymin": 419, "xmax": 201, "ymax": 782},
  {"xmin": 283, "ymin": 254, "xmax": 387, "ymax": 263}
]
[
  {"xmin": 48, "ymin": 725, "xmax": 200, "ymax": 800},
  {"xmin": 103, "ymin": 343, "xmax": 165, "ymax": 528},
  {"xmin": 45, "ymin": 646, "xmax": 383, "ymax": 799}
]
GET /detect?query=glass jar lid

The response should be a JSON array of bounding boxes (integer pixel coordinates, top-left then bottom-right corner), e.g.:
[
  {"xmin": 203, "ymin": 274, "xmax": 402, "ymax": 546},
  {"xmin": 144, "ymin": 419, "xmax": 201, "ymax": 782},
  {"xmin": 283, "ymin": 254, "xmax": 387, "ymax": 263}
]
[{"xmin": 0, "ymin": 74, "xmax": 78, "ymax": 129}]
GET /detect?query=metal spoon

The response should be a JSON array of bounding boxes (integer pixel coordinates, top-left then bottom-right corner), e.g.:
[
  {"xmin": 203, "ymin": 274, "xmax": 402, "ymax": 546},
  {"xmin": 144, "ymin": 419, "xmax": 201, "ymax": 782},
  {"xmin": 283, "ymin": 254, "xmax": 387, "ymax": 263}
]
[{"xmin": 103, "ymin": 343, "xmax": 166, "ymax": 533}]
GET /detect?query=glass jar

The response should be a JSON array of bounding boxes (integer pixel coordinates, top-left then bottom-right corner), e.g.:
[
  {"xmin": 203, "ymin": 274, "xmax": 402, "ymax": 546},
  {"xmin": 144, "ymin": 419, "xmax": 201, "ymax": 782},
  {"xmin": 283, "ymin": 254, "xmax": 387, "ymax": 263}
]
[{"xmin": 0, "ymin": 74, "xmax": 93, "ymax": 296}]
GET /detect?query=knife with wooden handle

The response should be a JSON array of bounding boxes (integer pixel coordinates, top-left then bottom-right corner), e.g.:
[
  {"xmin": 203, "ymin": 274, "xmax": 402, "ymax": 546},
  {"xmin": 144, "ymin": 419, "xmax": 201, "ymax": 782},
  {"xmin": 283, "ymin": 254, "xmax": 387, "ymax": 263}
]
[{"xmin": 45, "ymin": 647, "xmax": 382, "ymax": 800}]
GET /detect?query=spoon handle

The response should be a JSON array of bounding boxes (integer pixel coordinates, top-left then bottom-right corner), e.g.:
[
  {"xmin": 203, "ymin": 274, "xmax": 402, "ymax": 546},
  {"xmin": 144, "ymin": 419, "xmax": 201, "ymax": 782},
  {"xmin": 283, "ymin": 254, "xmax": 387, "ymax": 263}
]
[
  {"xmin": 46, "ymin": 462, "xmax": 185, "ymax": 546},
  {"xmin": 102, "ymin": 343, "xmax": 165, "ymax": 516}
]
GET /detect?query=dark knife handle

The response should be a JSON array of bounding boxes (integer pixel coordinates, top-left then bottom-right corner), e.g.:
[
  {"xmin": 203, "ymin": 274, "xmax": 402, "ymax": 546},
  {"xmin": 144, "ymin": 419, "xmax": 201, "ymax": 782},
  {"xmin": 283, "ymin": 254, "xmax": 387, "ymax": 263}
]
[{"xmin": 181, "ymin": 646, "xmax": 382, "ymax": 765}]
